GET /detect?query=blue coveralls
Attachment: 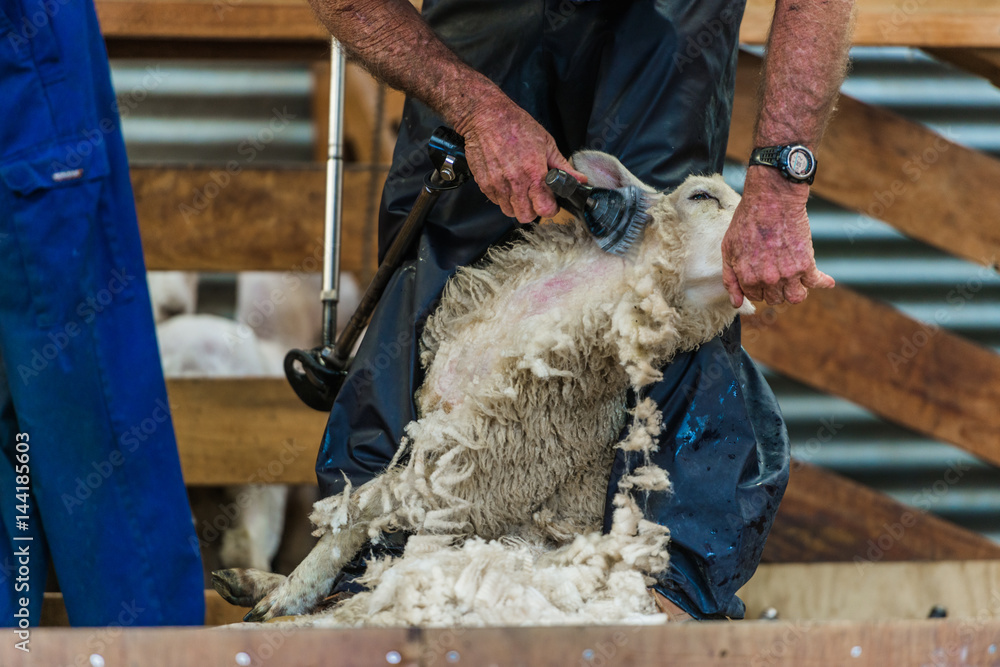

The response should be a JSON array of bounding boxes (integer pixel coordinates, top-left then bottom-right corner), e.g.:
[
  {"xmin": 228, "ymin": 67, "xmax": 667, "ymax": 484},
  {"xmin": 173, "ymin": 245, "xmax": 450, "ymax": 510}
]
[
  {"xmin": 317, "ymin": 0, "xmax": 790, "ymax": 619},
  {"xmin": 0, "ymin": 0, "xmax": 204, "ymax": 626}
]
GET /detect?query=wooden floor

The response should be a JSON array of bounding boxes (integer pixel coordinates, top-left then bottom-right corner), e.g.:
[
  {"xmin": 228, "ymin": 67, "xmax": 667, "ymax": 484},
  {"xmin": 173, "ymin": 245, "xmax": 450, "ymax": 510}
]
[{"xmin": 3, "ymin": 618, "xmax": 999, "ymax": 666}]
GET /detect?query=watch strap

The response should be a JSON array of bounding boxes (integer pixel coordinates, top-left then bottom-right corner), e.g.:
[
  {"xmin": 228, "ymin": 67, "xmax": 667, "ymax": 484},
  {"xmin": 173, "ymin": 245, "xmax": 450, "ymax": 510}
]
[{"xmin": 749, "ymin": 146, "xmax": 783, "ymax": 168}]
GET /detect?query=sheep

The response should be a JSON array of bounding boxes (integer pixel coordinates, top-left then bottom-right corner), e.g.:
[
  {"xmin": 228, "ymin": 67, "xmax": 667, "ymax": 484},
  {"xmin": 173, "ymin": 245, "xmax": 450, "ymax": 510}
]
[
  {"xmin": 212, "ymin": 151, "xmax": 753, "ymax": 626},
  {"xmin": 147, "ymin": 271, "xmax": 199, "ymax": 324},
  {"xmin": 149, "ymin": 270, "xmax": 359, "ymax": 575}
]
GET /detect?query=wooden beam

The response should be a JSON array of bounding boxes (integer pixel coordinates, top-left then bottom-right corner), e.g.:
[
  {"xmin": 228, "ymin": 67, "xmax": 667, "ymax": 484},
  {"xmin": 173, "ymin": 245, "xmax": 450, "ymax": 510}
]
[
  {"xmin": 742, "ymin": 287, "xmax": 1000, "ymax": 470},
  {"xmin": 8, "ymin": 619, "xmax": 1000, "ymax": 665},
  {"xmin": 96, "ymin": 0, "xmax": 1000, "ymax": 55},
  {"xmin": 740, "ymin": 560, "xmax": 1000, "ymax": 622},
  {"xmin": 42, "ymin": 562, "xmax": 1000, "ymax": 627},
  {"xmin": 729, "ymin": 51, "xmax": 1000, "ymax": 268},
  {"xmin": 427, "ymin": 620, "xmax": 1000, "ymax": 666},
  {"xmin": 742, "ymin": 0, "xmax": 1000, "ymax": 47},
  {"xmin": 2, "ymin": 627, "xmax": 422, "ymax": 666},
  {"xmin": 97, "ymin": 0, "xmax": 329, "ymax": 42},
  {"xmin": 763, "ymin": 460, "xmax": 1000, "ymax": 563},
  {"xmin": 41, "ymin": 591, "xmax": 246, "ymax": 627},
  {"xmin": 132, "ymin": 165, "xmax": 384, "ymax": 275},
  {"xmin": 167, "ymin": 379, "xmax": 327, "ymax": 486},
  {"xmin": 925, "ymin": 47, "xmax": 1000, "ymax": 89},
  {"xmin": 97, "ymin": 0, "xmax": 422, "ymax": 58}
]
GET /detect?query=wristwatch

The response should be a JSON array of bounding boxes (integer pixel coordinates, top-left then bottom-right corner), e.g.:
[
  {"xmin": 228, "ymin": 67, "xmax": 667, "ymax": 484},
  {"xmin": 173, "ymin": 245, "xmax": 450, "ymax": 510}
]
[{"xmin": 748, "ymin": 144, "xmax": 817, "ymax": 185}]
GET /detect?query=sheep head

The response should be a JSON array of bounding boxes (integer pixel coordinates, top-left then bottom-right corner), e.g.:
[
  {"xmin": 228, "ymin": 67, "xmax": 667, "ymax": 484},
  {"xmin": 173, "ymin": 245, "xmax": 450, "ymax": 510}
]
[
  {"xmin": 569, "ymin": 151, "xmax": 752, "ymax": 386},
  {"xmin": 570, "ymin": 151, "xmax": 753, "ymax": 317}
]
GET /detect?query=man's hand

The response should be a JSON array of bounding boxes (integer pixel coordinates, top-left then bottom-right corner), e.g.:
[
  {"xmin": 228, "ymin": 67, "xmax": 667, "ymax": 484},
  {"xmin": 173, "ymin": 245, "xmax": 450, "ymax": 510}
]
[
  {"xmin": 726, "ymin": 0, "xmax": 852, "ymax": 308},
  {"xmin": 722, "ymin": 166, "xmax": 834, "ymax": 307},
  {"xmin": 456, "ymin": 95, "xmax": 587, "ymax": 223}
]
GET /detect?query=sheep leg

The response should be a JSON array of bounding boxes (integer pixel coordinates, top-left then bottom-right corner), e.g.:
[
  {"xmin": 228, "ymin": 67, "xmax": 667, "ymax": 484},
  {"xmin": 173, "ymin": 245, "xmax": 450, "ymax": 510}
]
[
  {"xmin": 239, "ymin": 472, "xmax": 401, "ymax": 622},
  {"xmin": 212, "ymin": 569, "xmax": 287, "ymax": 608}
]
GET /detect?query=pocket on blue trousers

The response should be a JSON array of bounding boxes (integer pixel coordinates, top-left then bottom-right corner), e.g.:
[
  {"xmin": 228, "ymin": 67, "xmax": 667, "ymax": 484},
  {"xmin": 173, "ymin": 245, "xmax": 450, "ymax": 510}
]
[{"xmin": 0, "ymin": 140, "xmax": 133, "ymax": 328}]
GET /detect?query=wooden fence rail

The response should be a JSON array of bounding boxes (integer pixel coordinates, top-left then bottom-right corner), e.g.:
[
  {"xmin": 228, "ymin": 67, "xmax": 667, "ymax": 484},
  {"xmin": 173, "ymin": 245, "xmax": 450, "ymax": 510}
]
[
  {"xmin": 6, "ymin": 619, "xmax": 1000, "ymax": 665},
  {"xmin": 96, "ymin": 0, "xmax": 1000, "ymax": 51}
]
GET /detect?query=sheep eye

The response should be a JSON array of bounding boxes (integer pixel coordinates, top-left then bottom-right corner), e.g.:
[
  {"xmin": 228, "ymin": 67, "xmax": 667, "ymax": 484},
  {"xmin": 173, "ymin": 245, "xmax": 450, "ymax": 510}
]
[{"xmin": 689, "ymin": 191, "xmax": 718, "ymax": 203}]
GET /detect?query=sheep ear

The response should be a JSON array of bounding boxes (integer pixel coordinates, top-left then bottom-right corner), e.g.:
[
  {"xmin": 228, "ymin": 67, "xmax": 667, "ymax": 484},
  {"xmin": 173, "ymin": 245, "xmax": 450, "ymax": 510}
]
[{"xmin": 570, "ymin": 151, "xmax": 649, "ymax": 192}]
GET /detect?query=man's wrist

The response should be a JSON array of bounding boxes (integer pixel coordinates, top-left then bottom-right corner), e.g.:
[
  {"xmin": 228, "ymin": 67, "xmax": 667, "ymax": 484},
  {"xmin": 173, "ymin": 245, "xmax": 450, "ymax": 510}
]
[
  {"xmin": 744, "ymin": 163, "xmax": 811, "ymax": 203},
  {"xmin": 445, "ymin": 75, "xmax": 508, "ymax": 136}
]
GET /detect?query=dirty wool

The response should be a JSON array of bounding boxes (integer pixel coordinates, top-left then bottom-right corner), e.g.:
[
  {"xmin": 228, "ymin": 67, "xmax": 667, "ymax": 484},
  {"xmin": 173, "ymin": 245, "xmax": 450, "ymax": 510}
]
[{"xmin": 216, "ymin": 152, "xmax": 752, "ymax": 627}]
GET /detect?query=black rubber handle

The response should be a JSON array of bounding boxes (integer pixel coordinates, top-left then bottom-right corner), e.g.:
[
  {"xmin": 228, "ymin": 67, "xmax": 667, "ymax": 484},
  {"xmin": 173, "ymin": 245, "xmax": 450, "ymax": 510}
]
[{"xmin": 545, "ymin": 168, "xmax": 593, "ymax": 219}]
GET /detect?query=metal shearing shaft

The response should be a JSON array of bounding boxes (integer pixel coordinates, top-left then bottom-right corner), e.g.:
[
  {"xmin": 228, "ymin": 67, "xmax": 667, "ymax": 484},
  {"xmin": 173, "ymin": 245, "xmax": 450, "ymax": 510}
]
[{"xmin": 321, "ymin": 38, "xmax": 346, "ymax": 349}]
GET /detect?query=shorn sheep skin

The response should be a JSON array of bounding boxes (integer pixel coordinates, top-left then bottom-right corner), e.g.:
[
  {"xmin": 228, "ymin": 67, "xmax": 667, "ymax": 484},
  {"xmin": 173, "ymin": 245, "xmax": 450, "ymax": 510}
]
[{"xmin": 213, "ymin": 151, "xmax": 754, "ymax": 627}]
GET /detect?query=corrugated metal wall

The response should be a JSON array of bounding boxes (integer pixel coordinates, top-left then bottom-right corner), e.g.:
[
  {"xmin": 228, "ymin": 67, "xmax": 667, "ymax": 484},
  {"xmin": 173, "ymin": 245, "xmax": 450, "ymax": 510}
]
[{"xmin": 112, "ymin": 46, "xmax": 1000, "ymax": 543}]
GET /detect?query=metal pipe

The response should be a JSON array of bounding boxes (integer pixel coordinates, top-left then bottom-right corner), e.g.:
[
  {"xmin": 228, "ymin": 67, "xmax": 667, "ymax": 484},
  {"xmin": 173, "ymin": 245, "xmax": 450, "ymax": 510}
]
[
  {"xmin": 331, "ymin": 177, "xmax": 445, "ymax": 367},
  {"xmin": 321, "ymin": 37, "xmax": 347, "ymax": 348}
]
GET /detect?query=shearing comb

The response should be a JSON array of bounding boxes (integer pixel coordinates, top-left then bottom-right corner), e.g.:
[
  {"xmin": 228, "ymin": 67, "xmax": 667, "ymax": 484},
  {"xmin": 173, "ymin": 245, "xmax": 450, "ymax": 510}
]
[{"xmin": 545, "ymin": 168, "xmax": 652, "ymax": 256}]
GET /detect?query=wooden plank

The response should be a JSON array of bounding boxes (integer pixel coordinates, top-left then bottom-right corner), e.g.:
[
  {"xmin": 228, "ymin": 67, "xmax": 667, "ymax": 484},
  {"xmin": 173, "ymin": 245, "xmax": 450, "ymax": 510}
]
[
  {"xmin": 421, "ymin": 620, "xmax": 1000, "ymax": 666},
  {"xmin": 925, "ymin": 47, "xmax": 1000, "ymax": 89},
  {"xmin": 167, "ymin": 378, "xmax": 327, "ymax": 485},
  {"xmin": 132, "ymin": 165, "xmax": 384, "ymax": 275},
  {"xmin": 95, "ymin": 0, "xmax": 1000, "ymax": 53},
  {"xmin": 208, "ymin": 590, "xmax": 249, "ymax": 626},
  {"xmin": 763, "ymin": 460, "xmax": 1000, "ymax": 563},
  {"xmin": 97, "ymin": 0, "xmax": 422, "ymax": 58},
  {"xmin": 41, "ymin": 591, "xmax": 246, "ymax": 627},
  {"xmin": 742, "ymin": 287, "xmax": 1000, "ymax": 469},
  {"xmin": 742, "ymin": 0, "xmax": 1000, "ymax": 47},
  {"xmin": 729, "ymin": 51, "xmax": 1000, "ymax": 268},
  {"xmin": 97, "ymin": 0, "xmax": 329, "ymax": 42},
  {"xmin": 42, "ymin": 563, "xmax": 1000, "ymax": 627},
  {"xmin": 740, "ymin": 560, "xmax": 1000, "ymax": 622},
  {"xmin": 5, "ymin": 620, "xmax": 1000, "ymax": 666},
  {"xmin": 1, "ymin": 627, "xmax": 422, "ymax": 667}
]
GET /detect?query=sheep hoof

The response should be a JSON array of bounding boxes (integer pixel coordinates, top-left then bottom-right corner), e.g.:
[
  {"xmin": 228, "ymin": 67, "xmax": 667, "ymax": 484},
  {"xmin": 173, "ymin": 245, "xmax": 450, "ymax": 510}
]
[
  {"xmin": 212, "ymin": 569, "xmax": 254, "ymax": 607},
  {"xmin": 212, "ymin": 568, "xmax": 285, "ymax": 608},
  {"xmin": 243, "ymin": 591, "xmax": 285, "ymax": 623},
  {"xmin": 239, "ymin": 577, "xmax": 320, "ymax": 622},
  {"xmin": 243, "ymin": 605, "xmax": 267, "ymax": 623}
]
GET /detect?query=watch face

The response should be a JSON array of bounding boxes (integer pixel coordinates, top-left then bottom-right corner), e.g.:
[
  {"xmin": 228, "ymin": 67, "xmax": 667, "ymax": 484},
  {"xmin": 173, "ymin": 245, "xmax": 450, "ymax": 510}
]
[{"xmin": 786, "ymin": 147, "xmax": 815, "ymax": 179}]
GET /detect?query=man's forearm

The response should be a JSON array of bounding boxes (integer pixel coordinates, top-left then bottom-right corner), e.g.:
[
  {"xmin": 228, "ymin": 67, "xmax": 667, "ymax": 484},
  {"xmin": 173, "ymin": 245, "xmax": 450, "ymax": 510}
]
[
  {"xmin": 307, "ymin": 0, "xmax": 501, "ymax": 134},
  {"xmin": 307, "ymin": 0, "xmax": 585, "ymax": 222},
  {"xmin": 754, "ymin": 0, "xmax": 854, "ymax": 149},
  {"xmin": 722, "ymin": 0, "xmax": 853, "ymax": 307}
]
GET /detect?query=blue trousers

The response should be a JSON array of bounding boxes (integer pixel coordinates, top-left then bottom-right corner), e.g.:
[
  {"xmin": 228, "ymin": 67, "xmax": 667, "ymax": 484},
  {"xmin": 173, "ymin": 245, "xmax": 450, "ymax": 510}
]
[
  {"xmin": 317, "ymin": 0, "xmax": 790, "ymax": 618},
  {"xmin": 0, "ymin": 0, "xmax": 204, "ymax": 626}
]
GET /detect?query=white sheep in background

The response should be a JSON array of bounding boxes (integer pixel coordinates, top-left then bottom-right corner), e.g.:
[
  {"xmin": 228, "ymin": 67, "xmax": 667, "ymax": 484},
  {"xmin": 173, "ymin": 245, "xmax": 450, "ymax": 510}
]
[
  {"xmin": 149, "ymin": 270, "xmax": 361, "ymax": 574},
  {"xmin": 213, "ymin": 152, "xmax": 754, "ymax": 627},
  {"xmin": 147, "ymin": 271, "xmax": 199, "ymax": 324}
]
